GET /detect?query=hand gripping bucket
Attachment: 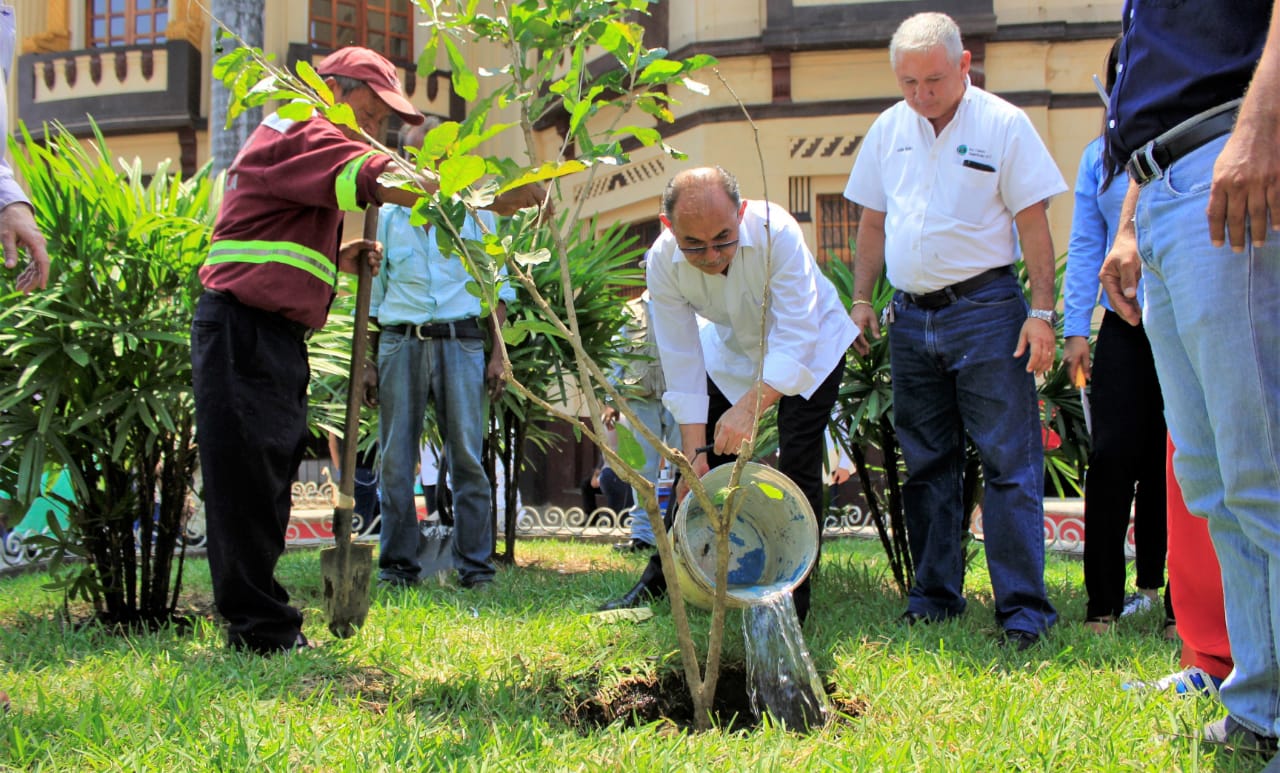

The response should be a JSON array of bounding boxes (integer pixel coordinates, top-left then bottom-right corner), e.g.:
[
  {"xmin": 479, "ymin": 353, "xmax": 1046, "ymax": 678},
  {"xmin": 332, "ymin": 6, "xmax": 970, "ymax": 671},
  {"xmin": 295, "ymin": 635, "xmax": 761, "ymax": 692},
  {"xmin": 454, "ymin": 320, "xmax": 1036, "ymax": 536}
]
[{"xmin": 671, "ymin": 462, "xmax": 819, "ymax": 609}]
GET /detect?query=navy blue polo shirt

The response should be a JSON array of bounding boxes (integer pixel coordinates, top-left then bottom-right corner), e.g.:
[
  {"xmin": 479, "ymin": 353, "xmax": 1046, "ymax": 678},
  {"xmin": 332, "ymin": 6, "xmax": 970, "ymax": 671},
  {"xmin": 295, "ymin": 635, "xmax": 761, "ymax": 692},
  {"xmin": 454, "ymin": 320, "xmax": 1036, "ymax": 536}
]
[{"xmin": 1106, "ymin": 0, "xmax": 1268, "ymax": 170}]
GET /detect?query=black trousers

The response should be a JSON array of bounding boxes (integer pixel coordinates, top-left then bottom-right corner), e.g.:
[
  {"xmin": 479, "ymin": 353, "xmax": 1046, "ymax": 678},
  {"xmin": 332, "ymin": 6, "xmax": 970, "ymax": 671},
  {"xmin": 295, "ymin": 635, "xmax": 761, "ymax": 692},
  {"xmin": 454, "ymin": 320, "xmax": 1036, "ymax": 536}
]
[
  {"xmin": 636, "ymin": 357, "xmax": 844, "ymax": 622},
  {"xmin": 1082, "ymin": 311, "xmax": 1169, "ymax": 620},
  {"xmin": 192, "ymin": 292, "xmax": 310, "ymax": 652}
]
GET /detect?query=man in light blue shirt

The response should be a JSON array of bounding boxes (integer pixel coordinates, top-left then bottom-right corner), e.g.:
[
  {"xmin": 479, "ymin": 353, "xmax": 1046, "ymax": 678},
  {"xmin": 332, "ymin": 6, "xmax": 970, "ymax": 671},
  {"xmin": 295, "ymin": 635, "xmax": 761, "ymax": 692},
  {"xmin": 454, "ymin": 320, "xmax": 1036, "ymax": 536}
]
[{"xmin": 369, "ymin": 118, "xmax": 516, "ymax": 589}]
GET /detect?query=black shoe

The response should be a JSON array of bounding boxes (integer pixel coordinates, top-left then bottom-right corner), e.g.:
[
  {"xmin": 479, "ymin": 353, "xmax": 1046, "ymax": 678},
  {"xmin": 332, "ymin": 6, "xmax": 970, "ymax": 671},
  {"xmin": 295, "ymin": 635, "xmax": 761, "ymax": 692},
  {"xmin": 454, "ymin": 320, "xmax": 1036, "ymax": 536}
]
[
  {"xmin": 1000, "ymin": 629, "xmax": 1040, "ymax": 651},
  {"xmin": 232, "ymin": 632, "xmax": 312, "ymax": 656},
  {"xmin": 599, "ymin": 579, "xmax": 657, "ymax": 611},
  {"xmin": 612, "ymin": 539, "xmax": 656, "ymax": 554},
  {"xmin": 898, "ymin": 610, "xmax": 932, "ymax": 626}
]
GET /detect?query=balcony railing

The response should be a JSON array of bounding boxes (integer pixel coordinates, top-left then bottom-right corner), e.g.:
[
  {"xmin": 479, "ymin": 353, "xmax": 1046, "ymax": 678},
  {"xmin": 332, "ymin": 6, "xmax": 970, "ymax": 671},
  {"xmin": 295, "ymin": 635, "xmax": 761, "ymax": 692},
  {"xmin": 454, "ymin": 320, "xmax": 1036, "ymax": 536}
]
[{"xmin": 16, "ymin": 40, "xmax": 202, "ymax": 139}]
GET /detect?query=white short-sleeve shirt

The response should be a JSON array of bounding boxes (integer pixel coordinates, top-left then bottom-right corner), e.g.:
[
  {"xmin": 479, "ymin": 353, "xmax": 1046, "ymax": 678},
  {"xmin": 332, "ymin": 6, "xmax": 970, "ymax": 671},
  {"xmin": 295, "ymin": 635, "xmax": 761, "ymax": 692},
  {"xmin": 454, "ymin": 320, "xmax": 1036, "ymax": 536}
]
[
  {"xmin": 645, "ymin": 199, "xmax": 859, "ymax": 426},
  {"xmin": 843, "ymin": 82, "xmax": 1068, "ymax": 294}
]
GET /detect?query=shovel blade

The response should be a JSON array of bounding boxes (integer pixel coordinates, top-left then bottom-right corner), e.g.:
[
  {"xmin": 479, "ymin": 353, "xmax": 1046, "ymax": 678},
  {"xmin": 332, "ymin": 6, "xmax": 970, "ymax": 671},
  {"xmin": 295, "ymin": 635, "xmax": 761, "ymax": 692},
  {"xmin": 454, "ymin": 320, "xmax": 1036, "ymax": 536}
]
[{"xmin": 320, "ymin": 542, "xmax": 375, "ymax": 639}]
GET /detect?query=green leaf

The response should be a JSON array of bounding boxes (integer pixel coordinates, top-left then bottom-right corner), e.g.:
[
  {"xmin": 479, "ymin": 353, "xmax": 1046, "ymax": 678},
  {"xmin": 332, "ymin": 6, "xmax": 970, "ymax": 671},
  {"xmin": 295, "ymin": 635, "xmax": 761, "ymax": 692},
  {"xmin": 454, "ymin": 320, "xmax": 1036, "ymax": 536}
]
[
  {"xmin": 444, "ymin": 37, "xmax": 479, "ymax": 101},
  {"xmin": 496, "ymin": 160, "xmax": 588, "ymax": 194},
  {"xmin": 421, "ymin": 121, "xmax": 462, "ymax": 163},
  {"xmin": 438, "ymin": 154, "xmax": 487, "ymax": 199},
  {"xmin": 277, "ymin": 101, "xmax": 316, "ymax": 122},
  {"xmin": 62, "ymin": 343, "xmax": 90, "ymax": 368},
  {"xmin": 614, "ymin": 126, "xmax": 661, "ymax": 147},
  {"xmin": 296, "ymin": 60, "xmax": 334, "ymax": 105},
  {"xmin": 754, "ymin": 482, "xmax": 784, "ymax": 500},
  {"xmin": 614, "ymin": 424, "xmax": 645, "ymax": 470},
  {"xmin": 638, "ymin": 59, "xmax": 684, "ymax": 83},
  {"xmin": 323, "ymin": 102, "xmax": 359, "ymax": 132}
]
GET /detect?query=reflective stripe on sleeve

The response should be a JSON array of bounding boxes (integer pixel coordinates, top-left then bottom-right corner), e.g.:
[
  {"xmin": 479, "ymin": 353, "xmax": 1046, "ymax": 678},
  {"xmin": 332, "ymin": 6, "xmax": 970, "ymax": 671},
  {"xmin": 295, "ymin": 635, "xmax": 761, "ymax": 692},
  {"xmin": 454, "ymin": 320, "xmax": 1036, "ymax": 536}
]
[
  {"xmin": 205, "ymin": 240, "xmax": 338, "ymax": 286},
  {"xmin": 336, "ymin": 151, "xmax": 377, "ymax": 212}
]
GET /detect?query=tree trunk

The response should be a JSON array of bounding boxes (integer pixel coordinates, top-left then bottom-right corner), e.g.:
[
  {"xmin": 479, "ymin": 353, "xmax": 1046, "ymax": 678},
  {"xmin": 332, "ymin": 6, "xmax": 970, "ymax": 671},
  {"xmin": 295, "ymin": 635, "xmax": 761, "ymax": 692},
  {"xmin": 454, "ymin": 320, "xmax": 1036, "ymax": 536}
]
[{"xmin": 208, "ymin": 0, "xmax": 265, "ymax": 175}]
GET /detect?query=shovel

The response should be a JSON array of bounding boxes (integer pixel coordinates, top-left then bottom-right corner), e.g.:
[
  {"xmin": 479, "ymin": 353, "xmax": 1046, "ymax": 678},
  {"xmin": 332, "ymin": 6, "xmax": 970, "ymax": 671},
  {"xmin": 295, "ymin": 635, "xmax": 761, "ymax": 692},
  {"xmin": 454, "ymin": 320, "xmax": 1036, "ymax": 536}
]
[{"xmin": 321, "ymin": 209, "xmax": 380, "ymax": 638}]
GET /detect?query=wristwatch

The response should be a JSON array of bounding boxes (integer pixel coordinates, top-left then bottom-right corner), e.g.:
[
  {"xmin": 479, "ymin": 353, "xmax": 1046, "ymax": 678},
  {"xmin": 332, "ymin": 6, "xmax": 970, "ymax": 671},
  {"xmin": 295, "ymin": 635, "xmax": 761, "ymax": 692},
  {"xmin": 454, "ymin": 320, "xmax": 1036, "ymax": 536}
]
[{"xmin": 1028, "ymin": 309, "xmax": 1058, "ymax": 326}]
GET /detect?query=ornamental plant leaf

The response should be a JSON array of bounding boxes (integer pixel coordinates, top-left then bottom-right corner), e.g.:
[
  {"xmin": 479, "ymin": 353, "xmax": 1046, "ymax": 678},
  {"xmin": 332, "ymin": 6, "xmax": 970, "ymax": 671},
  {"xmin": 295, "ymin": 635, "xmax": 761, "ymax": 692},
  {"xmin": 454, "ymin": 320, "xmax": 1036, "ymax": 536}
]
[
  {"xmin": 296, "ymin": 60, "xmax": 333, "ymax": 104},
  {"xmin": 444, "ymin": 37, "xmax": 479, "ymax": 101},
  {"xmin": 439, "ymin": 154, "xmax": 487, "ymax": 198}
]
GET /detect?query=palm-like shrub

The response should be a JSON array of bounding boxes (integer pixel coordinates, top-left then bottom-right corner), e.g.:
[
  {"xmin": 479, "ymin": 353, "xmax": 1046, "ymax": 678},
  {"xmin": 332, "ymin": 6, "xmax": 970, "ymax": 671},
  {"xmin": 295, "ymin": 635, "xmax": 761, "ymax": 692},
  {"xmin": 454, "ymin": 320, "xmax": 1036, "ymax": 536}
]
[
  {"xmin": 487, "ymin": 213, "xmax": 644, "ymax": 560},
  {"xmin": 0, "ymin": 124, "xmax": 217, "ymax": 624}
]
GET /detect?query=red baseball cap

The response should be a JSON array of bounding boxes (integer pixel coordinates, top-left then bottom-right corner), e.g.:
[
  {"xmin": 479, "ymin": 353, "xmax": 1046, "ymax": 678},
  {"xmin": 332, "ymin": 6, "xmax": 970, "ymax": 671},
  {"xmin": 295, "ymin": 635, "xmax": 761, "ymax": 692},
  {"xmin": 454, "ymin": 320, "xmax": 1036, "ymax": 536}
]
[{"xmin": 315, "ymin": 47, "xmax": 424, "ymax": 125}]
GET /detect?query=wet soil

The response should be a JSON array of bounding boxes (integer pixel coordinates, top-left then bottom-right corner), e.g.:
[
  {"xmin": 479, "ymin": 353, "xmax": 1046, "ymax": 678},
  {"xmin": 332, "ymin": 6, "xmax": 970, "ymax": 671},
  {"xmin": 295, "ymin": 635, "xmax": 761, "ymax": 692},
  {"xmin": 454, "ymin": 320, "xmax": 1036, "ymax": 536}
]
[{"xmin": 566, "ymin": 664, "xmax": 867, "ymax": 733}]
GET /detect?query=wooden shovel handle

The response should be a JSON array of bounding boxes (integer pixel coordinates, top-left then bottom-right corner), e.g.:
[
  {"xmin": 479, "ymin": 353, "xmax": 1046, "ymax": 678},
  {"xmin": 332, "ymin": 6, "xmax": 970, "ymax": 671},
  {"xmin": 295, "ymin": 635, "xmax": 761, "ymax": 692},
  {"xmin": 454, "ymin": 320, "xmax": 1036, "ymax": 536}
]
[{"xmin": 334, "ymin": 208, "xmax": 380, "ymax": 544}]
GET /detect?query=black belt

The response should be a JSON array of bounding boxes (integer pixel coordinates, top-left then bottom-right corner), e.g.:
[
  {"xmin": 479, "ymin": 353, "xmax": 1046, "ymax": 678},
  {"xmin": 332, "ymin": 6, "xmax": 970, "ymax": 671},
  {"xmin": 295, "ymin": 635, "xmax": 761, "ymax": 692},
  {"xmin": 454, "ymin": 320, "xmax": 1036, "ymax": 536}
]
[
  {"xmin": 903, "ymin": 266, "xmax": 1012, "ymax": 310},
  {"xmin": 380, "ymin": 318, "xmax": 484, "ymax": 340},
  {"xmin": 1127, "ymin": 99, "xmax": 1242, "ymax": 187},
  {"xmin": 201, "ymin": 289, "xmax": 312, "ymax": 340}
]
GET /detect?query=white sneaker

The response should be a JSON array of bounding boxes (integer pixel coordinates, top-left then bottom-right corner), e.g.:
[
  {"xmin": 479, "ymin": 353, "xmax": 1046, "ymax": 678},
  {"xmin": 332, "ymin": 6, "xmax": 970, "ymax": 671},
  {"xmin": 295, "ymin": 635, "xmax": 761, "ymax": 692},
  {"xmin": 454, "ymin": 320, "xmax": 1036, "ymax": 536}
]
[
  {"xmin": 1120, "ymin": 591, "xmax": 1156, "ymax": 617},
  {"xmin": 1122, "ymin": 666, "xmax": 1223, "ymax": 697}
]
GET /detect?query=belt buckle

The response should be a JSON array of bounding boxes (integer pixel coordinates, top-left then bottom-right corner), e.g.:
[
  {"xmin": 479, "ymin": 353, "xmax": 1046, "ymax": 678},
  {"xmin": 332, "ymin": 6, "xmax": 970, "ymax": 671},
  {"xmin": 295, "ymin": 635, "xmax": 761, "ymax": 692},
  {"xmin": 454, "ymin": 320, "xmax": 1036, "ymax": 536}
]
[
  {"xmin": 410, "ymin": 323, "xmax": 428, "ymax": 340},
  {"xmin": 1128, "ymin": 141, "xmax": 1160, "ymax": 186}
]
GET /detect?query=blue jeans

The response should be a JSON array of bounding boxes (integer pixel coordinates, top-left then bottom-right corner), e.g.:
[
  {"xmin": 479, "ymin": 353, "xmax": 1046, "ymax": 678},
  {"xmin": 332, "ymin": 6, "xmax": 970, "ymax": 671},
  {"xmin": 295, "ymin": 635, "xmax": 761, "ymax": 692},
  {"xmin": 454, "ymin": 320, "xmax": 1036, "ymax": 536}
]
[
  {"xmin": 890, "ymin": 275, "xmax": 1057, "ymax": 634},
  {"xmin": 1135, "ymin": 133, "xmax": 1280, "ymax": 738},
  {"xmin": 623, "ymin": 397, "xmax": 679, "ymax": 544},
  {"xmin": 377, "ymin": 329, "xmax": 494, "ymax": 586}
]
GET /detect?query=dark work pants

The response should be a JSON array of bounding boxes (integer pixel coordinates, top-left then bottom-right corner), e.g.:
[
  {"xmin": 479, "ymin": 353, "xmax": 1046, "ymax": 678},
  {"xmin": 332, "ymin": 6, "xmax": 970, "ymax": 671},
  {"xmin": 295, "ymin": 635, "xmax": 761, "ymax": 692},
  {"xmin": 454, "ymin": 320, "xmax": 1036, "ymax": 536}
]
[
  {"xmin": 635, "ymin": 357, "xmax": 844, "ymax": 623},
  {"xmin": 1082, "ymin": 311, "xmax": 1169, "ymax": 620},
  {"xmin": 192, "ymin": 292, "xmax": 309, "ymax": 652}
]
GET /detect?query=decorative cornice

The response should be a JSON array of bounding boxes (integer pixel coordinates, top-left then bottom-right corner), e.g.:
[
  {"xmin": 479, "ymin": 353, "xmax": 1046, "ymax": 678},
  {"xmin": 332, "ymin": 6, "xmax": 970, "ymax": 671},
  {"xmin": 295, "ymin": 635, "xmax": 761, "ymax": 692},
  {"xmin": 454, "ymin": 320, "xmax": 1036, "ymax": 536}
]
[{"xmin": 577, "ymin": 156, "xmax": 667, "ymax": 201}]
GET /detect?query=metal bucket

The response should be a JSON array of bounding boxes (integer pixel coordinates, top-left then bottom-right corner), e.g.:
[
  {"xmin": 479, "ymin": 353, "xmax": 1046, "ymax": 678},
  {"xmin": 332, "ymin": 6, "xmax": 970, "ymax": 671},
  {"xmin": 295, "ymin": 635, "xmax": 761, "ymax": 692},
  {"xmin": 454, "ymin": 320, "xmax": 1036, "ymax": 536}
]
[{"xmin": 671, "ymin": 462, "xmax": 819, "ymax": 609}]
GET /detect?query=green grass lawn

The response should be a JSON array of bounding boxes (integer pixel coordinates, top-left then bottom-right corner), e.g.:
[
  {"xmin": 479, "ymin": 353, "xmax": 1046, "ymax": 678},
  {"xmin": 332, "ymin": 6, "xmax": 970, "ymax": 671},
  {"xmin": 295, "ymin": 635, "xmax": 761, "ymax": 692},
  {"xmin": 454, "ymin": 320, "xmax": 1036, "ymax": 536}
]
[{"xmin": 0, "ymin": 538, "xmax": 1257, "ymax": 771}]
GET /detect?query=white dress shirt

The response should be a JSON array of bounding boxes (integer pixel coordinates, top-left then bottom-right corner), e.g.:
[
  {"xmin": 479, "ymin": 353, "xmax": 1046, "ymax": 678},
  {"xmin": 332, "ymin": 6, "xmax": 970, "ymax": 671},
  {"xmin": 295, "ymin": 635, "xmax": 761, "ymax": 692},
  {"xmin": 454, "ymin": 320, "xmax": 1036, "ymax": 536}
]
[
  {"xmin": 646, "ymin": 199, "xmax": 859, "ymax": 426},
  {"xmin": 843, "ymin": 80, "xmax": 1067, "ymax": 294}
]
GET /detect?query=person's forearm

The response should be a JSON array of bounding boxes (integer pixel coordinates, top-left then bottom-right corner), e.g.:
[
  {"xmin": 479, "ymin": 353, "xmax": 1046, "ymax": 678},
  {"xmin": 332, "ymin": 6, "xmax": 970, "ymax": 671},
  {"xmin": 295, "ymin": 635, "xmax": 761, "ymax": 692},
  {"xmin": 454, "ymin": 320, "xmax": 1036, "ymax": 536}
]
[
  {"xmin": 852, "ymin": 215, "xmax": 886, "ymax": 301},
  {"xmin": 1111, "ymin": 180, "xmax": 1140, "ymax": 253},
  {"xmin": 680, "ymin": 424, "xmax": 706, "ymax": 456},
  {"xmin": 737, "ymin": 381, "xmax": 783, "ymax": 416},
  {"xmin": 1241, "ymin": 2, "xmax": 1280, "ymax": 125},
  {"xmin": 1015, "ymin": 203, "xmax": 1057, "ymax": 310},
  {"xmin": 490, "ymin": 300, "xmax": 507, "ymax": 337}
]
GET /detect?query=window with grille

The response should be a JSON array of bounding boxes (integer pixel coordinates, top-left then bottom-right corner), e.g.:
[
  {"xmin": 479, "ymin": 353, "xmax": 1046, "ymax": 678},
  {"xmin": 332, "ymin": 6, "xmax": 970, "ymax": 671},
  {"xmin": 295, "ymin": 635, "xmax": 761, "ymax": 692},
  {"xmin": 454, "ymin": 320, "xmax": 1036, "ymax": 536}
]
[
  {"xmin": 309, "ymin": 0, "xmax": 414, "ymax": 63},
  {"xmin": 86, "ymin": 0, "xmax": 168, "ymax": 47},
  {"xmin": 815, "ymin": 194, "xmax": 861, "ymax": 269}
]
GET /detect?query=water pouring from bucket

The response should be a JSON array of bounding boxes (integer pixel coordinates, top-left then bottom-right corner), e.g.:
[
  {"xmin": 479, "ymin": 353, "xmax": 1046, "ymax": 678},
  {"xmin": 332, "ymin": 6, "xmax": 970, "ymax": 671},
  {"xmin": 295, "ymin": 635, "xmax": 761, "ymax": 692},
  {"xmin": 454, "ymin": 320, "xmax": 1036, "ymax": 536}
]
[{"xmin": 672, "ymin": 462, "xmax": 831, "ymax": 731}]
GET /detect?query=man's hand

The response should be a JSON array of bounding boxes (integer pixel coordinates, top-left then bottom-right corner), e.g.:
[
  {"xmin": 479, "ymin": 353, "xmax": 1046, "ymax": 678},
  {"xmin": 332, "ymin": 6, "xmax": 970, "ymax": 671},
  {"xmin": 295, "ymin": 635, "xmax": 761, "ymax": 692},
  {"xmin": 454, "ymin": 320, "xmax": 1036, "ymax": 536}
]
[
  {"xmin": 1099, "ymin": 230, "xmax": 1143, "ymax": 326},
  {"xmin": 485, "ymin": 353, "xmax": 506, "ymax": 401},
  {"xmin": 601, "ymin": 405, "xmax": 620, "ymax": 429},
  {"xmin": 1, "ymin": 203, "xmax": 49, "ymax": 293},
  {"xmin": 1013, "ymin": 317, "xmax": 1056, "ymax": 375},
  {"xmin": 712, "ymin": 402, "xmax": 757, "ymax": 456},
  {"xmin": 1063, "ymin": 336, "xmax": 1091, "ymax": 385},
  {"xmin": 337, "ymin": 238, "xmax": 382, "ymax": 277},
  {"xmin": 830, "ymin": 468, "xmax": 851, "ymax": 486},
  {"xmin": 491, "ymin": 182, "xmax": 554, "ymax": 218},
  {"xmin": 360, "ymin": 359, "xmax": 379, "ymax": 408},
  {"xmin": 1207, "ymin": 105, "xmax": 1280, "ymax": 252},
  {"xmin": 849, "ymin": 303, "xmax": 880, "ymax": 356}
]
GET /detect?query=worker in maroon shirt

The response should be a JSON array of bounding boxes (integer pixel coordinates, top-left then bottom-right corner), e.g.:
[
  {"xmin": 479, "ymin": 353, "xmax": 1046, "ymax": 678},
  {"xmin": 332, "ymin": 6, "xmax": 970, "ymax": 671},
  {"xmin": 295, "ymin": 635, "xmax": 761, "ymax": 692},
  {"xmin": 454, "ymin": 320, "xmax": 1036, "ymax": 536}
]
[{"xmin": 191, "ymin": 46, "xmax": 545, "ymax": 654}]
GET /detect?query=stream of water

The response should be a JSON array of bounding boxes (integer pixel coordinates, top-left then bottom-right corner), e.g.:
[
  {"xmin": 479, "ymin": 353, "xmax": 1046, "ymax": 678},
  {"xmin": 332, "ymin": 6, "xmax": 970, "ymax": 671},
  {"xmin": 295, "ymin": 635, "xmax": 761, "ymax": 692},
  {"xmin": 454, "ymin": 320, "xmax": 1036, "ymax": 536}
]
[{"xmin": 741, "ymin": 591, "xmax": 831, "ymax": 732}]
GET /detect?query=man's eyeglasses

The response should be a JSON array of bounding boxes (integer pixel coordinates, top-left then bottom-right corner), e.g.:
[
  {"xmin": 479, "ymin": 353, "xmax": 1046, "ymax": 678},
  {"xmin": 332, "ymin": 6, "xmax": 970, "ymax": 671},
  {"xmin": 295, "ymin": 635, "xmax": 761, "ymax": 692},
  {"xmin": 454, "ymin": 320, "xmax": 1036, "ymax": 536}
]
[{"xmin": 679, "ymin": 239, "xmax": 739, "ymax": 256}]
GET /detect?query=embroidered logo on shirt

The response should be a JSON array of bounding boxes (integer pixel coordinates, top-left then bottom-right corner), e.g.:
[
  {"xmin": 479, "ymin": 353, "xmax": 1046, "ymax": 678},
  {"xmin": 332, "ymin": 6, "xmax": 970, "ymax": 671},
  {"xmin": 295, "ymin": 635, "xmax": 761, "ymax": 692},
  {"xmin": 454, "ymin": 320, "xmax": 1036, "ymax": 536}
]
[{"xmin": 957, "ymin": 144, "xmax": 968, "ymax": 155}]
